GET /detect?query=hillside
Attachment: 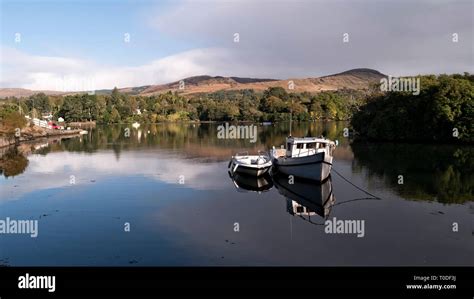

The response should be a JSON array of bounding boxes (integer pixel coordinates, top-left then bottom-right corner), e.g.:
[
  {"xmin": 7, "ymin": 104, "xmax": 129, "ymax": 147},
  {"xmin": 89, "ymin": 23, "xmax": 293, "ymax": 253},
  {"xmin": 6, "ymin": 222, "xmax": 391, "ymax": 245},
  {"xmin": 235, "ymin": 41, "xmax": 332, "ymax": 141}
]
[
  {"xmin": 0, "ymin": 68, "xmax": 386, "ymax": 98},
  {"xmin": 139, "ymin": 69, "xmax": 385, "ymax": 96},
  {"xmin": 138, "ymin": 76, "xmax": 278, "ymax": 95},
  {"xmin": 0, "ymin": 88, "xmax": 66, "ymax": 98}
]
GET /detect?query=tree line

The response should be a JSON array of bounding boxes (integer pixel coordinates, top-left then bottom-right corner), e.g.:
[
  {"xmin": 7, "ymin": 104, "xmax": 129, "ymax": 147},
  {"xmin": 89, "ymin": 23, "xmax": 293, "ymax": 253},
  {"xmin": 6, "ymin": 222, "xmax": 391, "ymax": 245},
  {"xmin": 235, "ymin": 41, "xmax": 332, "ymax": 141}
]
[
  {"xmin": 0, "ymin": 86, "xmax": 367, "ymax": 124},
  {"xmin": 351, "ymin": 73, "xmax": 473, "ymax": 143}
]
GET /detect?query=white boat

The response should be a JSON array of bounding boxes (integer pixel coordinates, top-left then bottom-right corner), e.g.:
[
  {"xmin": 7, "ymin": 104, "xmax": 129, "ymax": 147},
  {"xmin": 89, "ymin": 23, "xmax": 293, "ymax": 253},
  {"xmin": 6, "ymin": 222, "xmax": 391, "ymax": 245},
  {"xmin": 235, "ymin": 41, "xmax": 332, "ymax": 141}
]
[
  {"xmin": 132, "ymin": 122, "xmax": 140, "ymax": 129},
  {"xmin": 79, "ymin": 130, "xmax": 88, "ymax": 135},
  {"xmin": 228, "ymin": 151, "xmax": 272, "ymax": 177},
  {"xmin": 270, "ymin": 136, "xmax": 336, "ymax": 182}
]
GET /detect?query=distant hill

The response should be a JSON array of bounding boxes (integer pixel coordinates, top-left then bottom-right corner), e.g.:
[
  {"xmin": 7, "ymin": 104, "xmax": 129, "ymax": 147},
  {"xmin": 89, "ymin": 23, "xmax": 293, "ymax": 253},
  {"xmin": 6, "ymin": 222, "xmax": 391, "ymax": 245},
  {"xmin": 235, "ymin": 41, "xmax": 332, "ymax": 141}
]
[
  {"xmin": 323, "ymin": 68, "xmax": 386, "ymax": 80},
  {"xmin": 138, "ymin": 69, "xmax": 385, "ymax": 96},
  {"xmin": 137, "ymin": 75, "xmax": 278, "ymax": 95},
  {"xmin": 0, "ymin": 88, "xmax": 66, "ymax": 98},
  {"xmin": 0, "ymin": 68, "xmax": 386, "ymax": 98}
]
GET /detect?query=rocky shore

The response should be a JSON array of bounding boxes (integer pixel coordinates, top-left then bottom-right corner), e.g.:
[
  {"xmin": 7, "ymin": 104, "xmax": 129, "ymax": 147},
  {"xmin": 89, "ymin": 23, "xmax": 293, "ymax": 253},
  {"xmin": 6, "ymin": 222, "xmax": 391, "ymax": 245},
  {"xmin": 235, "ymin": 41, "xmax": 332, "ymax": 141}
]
[{"xmin": 0, "ymin": 125, "xmax": 83, "ymax": 148}]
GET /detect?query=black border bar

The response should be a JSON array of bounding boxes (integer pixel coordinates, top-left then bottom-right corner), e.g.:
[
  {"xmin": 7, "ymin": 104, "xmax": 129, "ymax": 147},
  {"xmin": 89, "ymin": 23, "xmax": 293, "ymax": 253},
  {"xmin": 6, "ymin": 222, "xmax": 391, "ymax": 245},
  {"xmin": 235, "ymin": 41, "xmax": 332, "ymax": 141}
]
[{"xmin": 0, "ymin": 267, "xmax": 472, "ymax": 298}]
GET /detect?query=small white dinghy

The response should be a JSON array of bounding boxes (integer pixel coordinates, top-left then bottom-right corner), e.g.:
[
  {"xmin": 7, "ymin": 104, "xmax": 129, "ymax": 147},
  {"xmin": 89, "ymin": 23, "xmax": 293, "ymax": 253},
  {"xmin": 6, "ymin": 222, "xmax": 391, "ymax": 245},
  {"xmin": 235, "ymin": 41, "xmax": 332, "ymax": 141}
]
[{"xmin": 228, "ymin": 151, "xmax": 272, "ymax": 177}]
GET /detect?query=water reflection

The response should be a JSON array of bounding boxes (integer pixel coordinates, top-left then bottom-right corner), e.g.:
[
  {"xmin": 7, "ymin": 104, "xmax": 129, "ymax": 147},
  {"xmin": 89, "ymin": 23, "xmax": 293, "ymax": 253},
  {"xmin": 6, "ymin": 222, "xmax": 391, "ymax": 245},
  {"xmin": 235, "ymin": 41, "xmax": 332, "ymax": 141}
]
[
  {"xmin": 32, "ymin": 122, "xmax": 349, "ymax": 160},
  {"xmin": 228, "ymin": 169, "xmax": 336, "ymax": 222},
  {"xmin": 228, "ymin": 172, "xmax": 273, "ymax": 192},
  {"xmin": 273, "ymin": 174, "xmax": 335, "ymax": 222},
  {"xmin": 351, "ymin": 142, "xmax": 474, "ymax": 203},
  {"xmin": 1, "ymin": 122, "xmax": 472, "ymax": 204},
  {"xmin": 0, "ymin": 147, "xmax": 28, "ymax": 178}
]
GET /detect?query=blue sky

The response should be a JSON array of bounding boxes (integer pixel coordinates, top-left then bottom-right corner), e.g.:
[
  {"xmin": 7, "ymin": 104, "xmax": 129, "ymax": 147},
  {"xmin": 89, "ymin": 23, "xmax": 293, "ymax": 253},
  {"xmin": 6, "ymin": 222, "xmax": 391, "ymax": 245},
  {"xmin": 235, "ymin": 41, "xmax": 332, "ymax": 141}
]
[
  {"xmin": 1, "ymin": 0, "xmax": 200, "ymax": 66},
  {"xmin": 0, "ymin": 0, "xmax": 472, "ymax": 90}
]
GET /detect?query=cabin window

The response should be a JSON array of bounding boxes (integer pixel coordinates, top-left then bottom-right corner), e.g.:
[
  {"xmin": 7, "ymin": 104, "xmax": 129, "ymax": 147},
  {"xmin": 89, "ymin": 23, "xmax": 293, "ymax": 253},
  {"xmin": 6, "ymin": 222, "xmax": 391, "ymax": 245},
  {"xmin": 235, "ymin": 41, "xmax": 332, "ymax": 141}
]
[
  {"xmin": 318, "ymin": 143, "xmax": 326, "ymax": 149},
  {"xmin": 296, "ymin": 143, "xmax": 304, "ymax": 149},
  {"xmin": 306, "ymin": 142, "xmax": 316, "ymax": 149}
]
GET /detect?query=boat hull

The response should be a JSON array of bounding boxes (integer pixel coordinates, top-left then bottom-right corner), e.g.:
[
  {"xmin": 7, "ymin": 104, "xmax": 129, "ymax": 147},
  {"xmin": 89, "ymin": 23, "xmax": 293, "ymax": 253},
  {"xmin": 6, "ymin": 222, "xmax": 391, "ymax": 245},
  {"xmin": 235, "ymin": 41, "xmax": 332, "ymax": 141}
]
[
  {"xmin": 228, "ymin": 155, "xmax": 272, "ymax": 176},
  {"xmin": 272, "ymin": 152, "xmax": 332, "ymax": 182},
  {"xmin": 230, "ymin": 162, "xmax": 271, "ymax": 176}
]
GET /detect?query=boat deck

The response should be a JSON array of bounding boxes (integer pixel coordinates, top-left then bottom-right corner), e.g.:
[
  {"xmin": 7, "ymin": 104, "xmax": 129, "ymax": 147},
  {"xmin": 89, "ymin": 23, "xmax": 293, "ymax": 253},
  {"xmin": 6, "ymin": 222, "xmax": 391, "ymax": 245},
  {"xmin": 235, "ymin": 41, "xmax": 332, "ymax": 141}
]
[{"xmin": 273, "ymin": 148, "xmax": 286, "ymax": 158}]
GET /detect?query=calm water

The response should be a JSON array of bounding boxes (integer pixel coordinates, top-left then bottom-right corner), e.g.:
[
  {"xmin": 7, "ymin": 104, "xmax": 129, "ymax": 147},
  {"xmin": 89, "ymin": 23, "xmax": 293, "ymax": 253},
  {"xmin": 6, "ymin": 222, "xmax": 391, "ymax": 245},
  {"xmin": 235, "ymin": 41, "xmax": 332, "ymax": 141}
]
[{"xmin": 0, "ymin": 122, "xmax": 472, "ymax": 266}]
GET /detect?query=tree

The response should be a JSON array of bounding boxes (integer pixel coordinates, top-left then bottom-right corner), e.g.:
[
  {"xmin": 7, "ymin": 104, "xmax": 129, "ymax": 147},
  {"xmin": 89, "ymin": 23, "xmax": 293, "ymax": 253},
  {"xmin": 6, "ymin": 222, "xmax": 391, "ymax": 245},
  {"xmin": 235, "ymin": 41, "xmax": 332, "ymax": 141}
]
[
  {"xmin": 259, "ymin": 95, "xmax": 286, "ymax": 113},
  {"xmin": 59, "ymin": 95, "xmax": 83, "ymax": 121},
  {"xmin": 110, "ymin": 107, "xmax": 121, "ymax": 123},
  {"xmin": 1, "ymin": 111, "xmax": 27, "ymax": 136},
  {"xmin": 263, "ymin": 87, "xmax": 289, "ymax": 101},
  {"xmin": 351, "ymin": 74, "xmax": 473, "ymax": 143},
  {"xmin": 111, "ymin": 87, "xmax": 122, "ymax": 107},
  {"xmin": 28, "ymin": 93, "xmax": 50, "ymax": 113}
]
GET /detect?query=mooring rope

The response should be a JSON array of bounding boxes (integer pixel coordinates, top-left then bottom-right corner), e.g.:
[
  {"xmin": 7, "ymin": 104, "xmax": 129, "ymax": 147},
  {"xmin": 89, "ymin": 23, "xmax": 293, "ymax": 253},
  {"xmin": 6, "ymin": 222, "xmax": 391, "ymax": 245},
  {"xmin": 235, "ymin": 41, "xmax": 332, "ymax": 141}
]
[
  {"xmin": 332, "ymin": 197, "xmax": 381, "ymax": 207},
  {"xmin": 332, "ymin": 167, "xmax": 382, "ymax": 200}
]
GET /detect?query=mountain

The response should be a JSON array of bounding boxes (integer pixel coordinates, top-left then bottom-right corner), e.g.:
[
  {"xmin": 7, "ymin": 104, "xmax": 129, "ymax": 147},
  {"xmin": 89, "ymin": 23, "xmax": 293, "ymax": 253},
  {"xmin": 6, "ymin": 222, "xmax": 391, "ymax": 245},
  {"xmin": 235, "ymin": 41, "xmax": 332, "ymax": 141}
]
[
  {"xmin": 0, "ymin": 68, "xmax": 386, "ymax": 98},
  {"xmin": 323, "ymin": 68, "xmax": 386, "ymax": 80},
  {"xmin": 135, "ymin": 68, "xmax": 386, "ymax": 96}
]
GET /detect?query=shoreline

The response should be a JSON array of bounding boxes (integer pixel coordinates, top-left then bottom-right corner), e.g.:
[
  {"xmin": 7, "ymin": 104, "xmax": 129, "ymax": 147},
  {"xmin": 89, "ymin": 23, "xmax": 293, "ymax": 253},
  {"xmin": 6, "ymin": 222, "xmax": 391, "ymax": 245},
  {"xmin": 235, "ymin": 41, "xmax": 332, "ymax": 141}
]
[{"xmin": 0, "ymin": 127, "xmax": 83, "ymax": 148}]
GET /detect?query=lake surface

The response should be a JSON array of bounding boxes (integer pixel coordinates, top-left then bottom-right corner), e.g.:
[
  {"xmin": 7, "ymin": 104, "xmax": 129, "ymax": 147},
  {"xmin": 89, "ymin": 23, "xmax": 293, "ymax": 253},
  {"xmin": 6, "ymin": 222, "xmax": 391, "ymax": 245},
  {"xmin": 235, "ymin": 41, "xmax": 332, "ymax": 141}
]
[{"xmin": 0, "ymin": 122, "xmax": 472, "ymax": 266}]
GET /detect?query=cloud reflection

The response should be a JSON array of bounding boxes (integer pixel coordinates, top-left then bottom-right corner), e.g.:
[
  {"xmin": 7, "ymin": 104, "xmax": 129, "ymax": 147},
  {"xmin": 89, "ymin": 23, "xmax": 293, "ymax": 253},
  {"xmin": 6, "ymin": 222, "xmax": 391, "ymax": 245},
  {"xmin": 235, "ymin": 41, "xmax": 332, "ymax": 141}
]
[{"xmin": 0, "ymin": 149, "xmax": 228, "ymax": 202}]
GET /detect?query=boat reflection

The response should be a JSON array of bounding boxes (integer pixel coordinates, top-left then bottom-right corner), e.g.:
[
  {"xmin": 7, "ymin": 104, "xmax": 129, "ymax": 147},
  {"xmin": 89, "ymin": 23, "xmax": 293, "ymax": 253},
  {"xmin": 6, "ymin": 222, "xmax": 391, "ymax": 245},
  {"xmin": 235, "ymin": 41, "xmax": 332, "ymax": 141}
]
[
  {"xmin": 228, "ymin": 171, "xmax": 273, "ymax": 193},
  {"xmin": 228, "ymin": 167, "xmax": 336, "ymax": 222},
  {"xmin": 273, "ymin": 174, "xmax": 336, "ymax": 222}
]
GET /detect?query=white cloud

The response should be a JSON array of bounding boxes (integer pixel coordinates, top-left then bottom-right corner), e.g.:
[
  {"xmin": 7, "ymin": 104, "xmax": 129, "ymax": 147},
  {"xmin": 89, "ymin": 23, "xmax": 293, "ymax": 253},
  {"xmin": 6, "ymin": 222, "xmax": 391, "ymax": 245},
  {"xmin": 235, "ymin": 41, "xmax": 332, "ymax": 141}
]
[
  {"xmin": 0, "ymin": 46, "xmax": 238, "ymax": 90},
  {"xmin": 0, "ymin": 44, "xmax": 306, "ymax": 91}
]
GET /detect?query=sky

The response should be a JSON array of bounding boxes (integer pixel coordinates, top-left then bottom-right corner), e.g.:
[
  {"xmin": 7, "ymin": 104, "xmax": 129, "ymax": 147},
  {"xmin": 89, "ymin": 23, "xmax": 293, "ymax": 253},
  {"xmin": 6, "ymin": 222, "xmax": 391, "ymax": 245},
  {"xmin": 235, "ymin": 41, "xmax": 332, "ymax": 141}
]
[{"xmin": 0, "ymin": 0, "xmax": 473, "ymax": 91}]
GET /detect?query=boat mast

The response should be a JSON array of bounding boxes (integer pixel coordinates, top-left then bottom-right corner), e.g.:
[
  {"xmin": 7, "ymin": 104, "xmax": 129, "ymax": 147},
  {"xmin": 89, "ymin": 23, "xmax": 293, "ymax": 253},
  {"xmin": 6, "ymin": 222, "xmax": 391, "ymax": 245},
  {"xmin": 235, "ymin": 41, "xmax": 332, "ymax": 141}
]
[{"xmin": 289, "ymin": 97, "xmax": 293, "ymax": 137}]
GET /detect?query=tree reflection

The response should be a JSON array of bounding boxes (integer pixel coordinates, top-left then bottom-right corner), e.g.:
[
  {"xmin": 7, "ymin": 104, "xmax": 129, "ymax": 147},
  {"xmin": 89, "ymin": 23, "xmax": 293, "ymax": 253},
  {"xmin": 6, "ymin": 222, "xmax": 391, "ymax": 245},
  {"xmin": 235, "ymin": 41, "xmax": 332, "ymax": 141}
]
[
  {"xmin": 0, "ymin": 147, "xmax": 29, "ymax": 178},
  {"xmin": 48, "ymin": 122, "xmax": 349, "ymax": 156},
  {"xmin": 351, "ymin": 142, "xmax": 473, "ymax": 203},
  {"xmin": 3, "ymin": 123, "xmax": 470, "ymax": 205}
]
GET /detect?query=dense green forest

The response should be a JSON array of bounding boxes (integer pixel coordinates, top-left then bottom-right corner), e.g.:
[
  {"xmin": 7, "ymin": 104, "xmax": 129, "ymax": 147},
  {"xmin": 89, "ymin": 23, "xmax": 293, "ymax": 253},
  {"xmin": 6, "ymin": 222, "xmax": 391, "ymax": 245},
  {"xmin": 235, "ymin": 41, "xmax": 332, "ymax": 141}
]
[
  {"xmin": 0, "ymin": 87, "xmax": 367, "ymax": 124},
  {"xmin": 351, "ymin": 74, "xmax": 473, "ymax": 143}
]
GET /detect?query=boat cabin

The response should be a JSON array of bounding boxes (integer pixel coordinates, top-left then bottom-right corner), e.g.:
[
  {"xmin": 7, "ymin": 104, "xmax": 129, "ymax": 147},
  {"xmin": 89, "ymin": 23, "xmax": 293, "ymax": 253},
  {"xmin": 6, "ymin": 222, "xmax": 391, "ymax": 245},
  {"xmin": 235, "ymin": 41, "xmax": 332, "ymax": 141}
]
[{"xmin": 285, "ymin": 137, "xmax": 335, "ymax": 158}]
